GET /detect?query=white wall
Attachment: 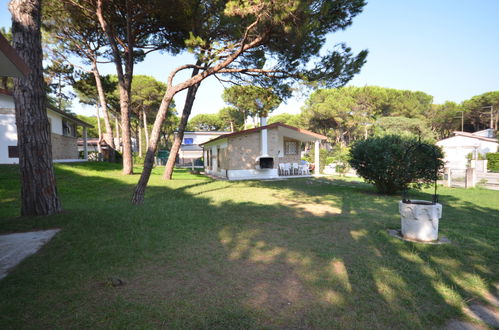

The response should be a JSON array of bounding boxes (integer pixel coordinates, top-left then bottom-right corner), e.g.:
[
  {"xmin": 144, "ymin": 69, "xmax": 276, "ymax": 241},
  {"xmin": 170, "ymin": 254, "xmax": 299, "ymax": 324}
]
[
  {"xmin": 0, "ymin": 94, "xmax": 82, "ymax": 164},
  {"xmin": 226, "ymin": 169, "xmax": 278, "ymax": 180},
  {"xmin": 47, "ymin": 110, "xmax": 63, "ymax": 135},
  {"xmin": 0, "ymin": 113, "xmax": 18, "ymax": 164},
  {"xmin": 0, "ymin": 97, "xmax": 64, "ymax": 136},
  {"xmin": 437, "ymin": 135, "xmax": 498, "ymax": 169},
  {"xmin": 182, "ymin": 132, "xmax": 228, "ymax": 145}
]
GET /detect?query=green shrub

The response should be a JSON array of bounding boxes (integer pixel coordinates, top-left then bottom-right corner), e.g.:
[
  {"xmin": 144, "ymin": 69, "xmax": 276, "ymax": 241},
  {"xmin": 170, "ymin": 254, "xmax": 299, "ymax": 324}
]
[
  {"xmin": 486, "ymin": 152, "xmax": 499, "ymax": 172},
  {"xmin": 132, "ymin": 152, "xmax": 144, "ymax": 166},
  {"xmin": 348, "ymin": 135, "xmax": 444, "ymax": 194},
  {"xmin": 466, "ymin": 152, "xmax": 486, "ymax": 161},
  {"xmin": 331, "ymin": 145, "xmax": 351, "ymax": 175}
]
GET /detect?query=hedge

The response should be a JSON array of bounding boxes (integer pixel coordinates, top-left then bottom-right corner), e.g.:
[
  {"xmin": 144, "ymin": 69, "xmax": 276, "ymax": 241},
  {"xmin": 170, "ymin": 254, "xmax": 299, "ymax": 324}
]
[{"xmin": 486, "ymin": 152, "xmax": 499, "ymax": 172}]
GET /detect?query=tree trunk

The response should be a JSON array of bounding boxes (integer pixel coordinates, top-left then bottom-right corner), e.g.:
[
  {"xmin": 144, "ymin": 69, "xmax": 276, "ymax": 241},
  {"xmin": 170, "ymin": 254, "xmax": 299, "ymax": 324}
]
[
  {"xmin": 132, "ymin": 90, "xmax": 176, "ymax": 204},
  {"xmin": 9, "ymin": 0, "xmax": 62, "ymax": 216},
  {"xmin": 137, "ymin": 119, "xmax": 142, "ymax": 158},
  {"xmin": 143, "ymin": 110, "xmax": 149, "ymax": 151},
  {"xmin": 96, "ymin": 0, "xmax": 133, "ymax": 174},
  {"xmin": 118, "ymin": 80, "xmax": 133, "ymax": 173},
  {"xmin": 163, "ymin": 68, "xmax": 201, "ymax": 180},
  {"xmin": 115, "ymin": 115, "xmax": 120, "ymax": 151},
  {"xmin": 91, "ymin": 61, "xmax": 114, "ymax": 149},
  {"xmin": 96, "ymin": 104, "xmax": 102, "ymax": 153}
]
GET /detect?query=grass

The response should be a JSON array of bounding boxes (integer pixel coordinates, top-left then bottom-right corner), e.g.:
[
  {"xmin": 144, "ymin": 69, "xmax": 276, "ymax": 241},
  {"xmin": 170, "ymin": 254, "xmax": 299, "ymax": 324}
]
[{"xmin": 0, "ymin": 162, "xmax": 498, "ymax": 329}]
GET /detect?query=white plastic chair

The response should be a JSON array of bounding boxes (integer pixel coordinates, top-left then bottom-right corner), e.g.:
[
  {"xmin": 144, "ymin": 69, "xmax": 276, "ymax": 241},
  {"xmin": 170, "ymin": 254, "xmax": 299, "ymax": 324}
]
[
  {"xmin": 292, "ymin": 163, "xmax": 299, "ymax": 175},
  {"xmin": 279, "ymin": 163, "xmax": 289, "ymax": 176},
  {"xmin": 300, "ymin": 164, "xmax": 310, "ymax": 175}
]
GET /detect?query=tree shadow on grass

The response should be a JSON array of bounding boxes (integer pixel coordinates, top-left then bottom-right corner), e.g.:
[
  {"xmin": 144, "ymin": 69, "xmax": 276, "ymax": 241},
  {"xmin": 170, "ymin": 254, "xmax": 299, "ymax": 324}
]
[
  {"xmin": 252, "ymin": 177, "xmax": 499, "ymax": 325},
  {"xmin": 0, "ymin": 167, "xmax": 497, "ymax": 328}
]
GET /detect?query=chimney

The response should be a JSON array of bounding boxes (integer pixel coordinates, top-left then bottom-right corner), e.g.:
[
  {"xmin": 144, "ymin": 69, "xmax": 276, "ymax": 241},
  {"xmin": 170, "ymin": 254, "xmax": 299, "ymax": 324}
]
[
  {"xmin": 260, "ymin": 116, "xmax": 268, "ymax": 156},
  {"xmin": 256, "ymin": 116, "xmax": 273, "ymax": 169}
]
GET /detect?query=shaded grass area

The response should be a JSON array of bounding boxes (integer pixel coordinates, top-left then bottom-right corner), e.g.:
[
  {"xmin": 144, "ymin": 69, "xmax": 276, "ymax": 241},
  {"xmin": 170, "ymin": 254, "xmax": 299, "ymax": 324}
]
[{"xmin": 0, "ymin": 163, "xmax": 498, "ymax": 329}]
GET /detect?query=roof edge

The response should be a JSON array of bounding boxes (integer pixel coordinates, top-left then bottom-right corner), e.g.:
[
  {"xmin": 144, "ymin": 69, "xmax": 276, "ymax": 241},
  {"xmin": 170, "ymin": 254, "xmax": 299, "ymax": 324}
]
[
  {"xmin": 0, "ymin": 32, "xmax": 30, "ymax": 77},
  {"xmin": 47, "ymin": 105, "xmax": 93, "ymax": 128},
  {"xmin": 452, "ymin": 131, "xmax": 498, "ymax": 143},
  {"xmin": 200, "ymin": 122, "xmax": 327, "ymax": 146}
]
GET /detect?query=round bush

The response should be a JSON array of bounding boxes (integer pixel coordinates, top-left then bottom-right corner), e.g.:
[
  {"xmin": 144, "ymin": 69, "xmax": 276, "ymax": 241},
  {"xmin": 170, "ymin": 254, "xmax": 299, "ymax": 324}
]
[{"xmin": 348, "ymin": 135, "xmax": 444, "ymax": 194}]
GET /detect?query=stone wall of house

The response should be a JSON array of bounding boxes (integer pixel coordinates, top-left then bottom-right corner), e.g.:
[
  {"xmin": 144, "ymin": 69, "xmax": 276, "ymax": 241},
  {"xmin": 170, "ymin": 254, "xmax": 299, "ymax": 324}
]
[
  {"xmin": 218, "ymin": 147, "xmax": 229, "ymax": 170},
  {"xmin": 267, "ymin": 128, "xmax": 279, "ymax": 158},
  {"xmin": 278, "ymin": 137, "xmax": 301, "ymax": 165},
  {"xmin": 51, "ymin": 133, "xmax": 78, "ymax": 160},
  {"xmin": 228, "ymin": 132, "xmax": 259, "ymax": 170},
  {"xmin": 227, "ymin": 127, "xmax": 280, "ymax": 170},
  {"xmin": 279, "ymin": 154, "xmax": 301, "ymax": 164}
]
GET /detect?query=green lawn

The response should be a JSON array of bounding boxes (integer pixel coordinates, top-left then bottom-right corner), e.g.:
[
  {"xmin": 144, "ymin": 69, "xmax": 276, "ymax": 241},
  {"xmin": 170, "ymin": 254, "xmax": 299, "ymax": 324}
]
[{"xmin": 0, "ymin": 163, "xmax": 498, "ymax": 329}]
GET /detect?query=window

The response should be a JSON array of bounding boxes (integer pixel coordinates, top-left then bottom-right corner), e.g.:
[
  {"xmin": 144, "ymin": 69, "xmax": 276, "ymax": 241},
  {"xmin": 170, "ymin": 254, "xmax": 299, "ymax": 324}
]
[
  {"xmin": 62, "ymin": 119, "xmax": 76, "ymax": 137},
  {"xmin": 183, "ymin": 138, "xmax": 194, "ymax": 145},
  {"xmin": 284, "ymin": 141, "xmax": 298, "ymax": 155},
  {"xmin": 206, "ymin": 149, "xmax": 211, "ymax": 168},
  {"xmin": 8, "ymin": 146, "xmax": 19, "ymax": 158}
]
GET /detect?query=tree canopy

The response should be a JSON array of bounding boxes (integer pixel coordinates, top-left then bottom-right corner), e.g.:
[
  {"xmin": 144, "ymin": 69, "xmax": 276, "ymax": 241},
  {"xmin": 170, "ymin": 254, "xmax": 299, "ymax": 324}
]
[
  {"xmin": 187, "ymin": 113, "xmax": 224, "ymax": 131},
  {"xmin": 462, "ymin": 91, "xmax": 499, "ymax": 132},
  {"xmin": 302, "ymin": 86, "xmax": 441, "ymax": 145},
  {"xmin": 222, "ymin": 85, "xmax": 282, "ymax": 126},
  {"xmin": 218, "ymin": 106, "xmax": 245, "ymax": 132},
  {"xmin": 73, "ymin": 72, "xmax": 118, "ymax": 109},
  {"xmin": 267, "ymin": 113, "xmax": 304, "ymax": 128},
  {"xmin": 373, "ymin": 116, "xmax": 436, "ymax": 141}
]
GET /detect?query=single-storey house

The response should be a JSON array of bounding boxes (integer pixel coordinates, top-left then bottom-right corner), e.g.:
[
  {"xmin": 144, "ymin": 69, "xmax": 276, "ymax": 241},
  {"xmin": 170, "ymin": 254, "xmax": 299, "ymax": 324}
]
[
  {"xmin": 200, "ymin": 119, "xmax": 327, "ymax": 180},
  {"xmin": 176, "ymin": 131, "xmax": 230, "ymax": 165},
  {"xmin": 436, "ymin": 129, "xmax": 498, "ymax": 170},
  {"xmin": 0, "ymin": 90, "xmax": 92, "ymax": 164}
]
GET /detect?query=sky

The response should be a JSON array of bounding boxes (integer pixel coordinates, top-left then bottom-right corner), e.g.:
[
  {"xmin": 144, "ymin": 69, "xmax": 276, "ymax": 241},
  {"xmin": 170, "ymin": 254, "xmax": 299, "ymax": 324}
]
[{"xmin": 1, "ymin": 0, "xmax": 498, "ymax": 118}]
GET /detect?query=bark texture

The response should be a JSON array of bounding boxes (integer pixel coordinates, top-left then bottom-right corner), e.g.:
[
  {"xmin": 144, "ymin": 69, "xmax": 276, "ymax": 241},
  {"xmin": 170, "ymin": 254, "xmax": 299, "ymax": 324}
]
[{"xmin": 9, "ymin": 0, "xmax": 62, "ymax": 216}]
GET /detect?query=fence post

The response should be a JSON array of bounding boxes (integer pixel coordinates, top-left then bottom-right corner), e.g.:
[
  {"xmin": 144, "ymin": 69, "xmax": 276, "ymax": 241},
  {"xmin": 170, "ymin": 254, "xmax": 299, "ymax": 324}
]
[{"xmin": 465, "ymin": 168, "xmax": 476, "ymax": 188}]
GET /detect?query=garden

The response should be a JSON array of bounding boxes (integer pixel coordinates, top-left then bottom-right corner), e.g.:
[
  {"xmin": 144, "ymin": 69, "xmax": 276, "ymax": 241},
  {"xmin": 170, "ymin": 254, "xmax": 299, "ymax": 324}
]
[{"xmin": 0, "ymin": 162, "xmax": 498, "ymax": 328}]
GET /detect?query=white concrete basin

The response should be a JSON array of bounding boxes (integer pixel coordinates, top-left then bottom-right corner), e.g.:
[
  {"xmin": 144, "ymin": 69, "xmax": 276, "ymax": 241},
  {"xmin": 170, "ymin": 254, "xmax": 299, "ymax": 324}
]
[{"xmin": 399, "ymin": 200, "xmax": 442, "ymax": 242}]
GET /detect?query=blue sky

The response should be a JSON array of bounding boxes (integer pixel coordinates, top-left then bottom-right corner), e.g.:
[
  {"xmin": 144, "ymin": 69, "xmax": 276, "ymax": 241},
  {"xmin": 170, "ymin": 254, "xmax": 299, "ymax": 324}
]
[{"xmin": 1, "ymin": 0, "xmax": 498, "ymax": 117}]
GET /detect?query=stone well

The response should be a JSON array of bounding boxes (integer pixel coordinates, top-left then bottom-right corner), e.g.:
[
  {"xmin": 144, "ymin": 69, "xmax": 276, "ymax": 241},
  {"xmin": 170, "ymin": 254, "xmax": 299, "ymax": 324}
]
[{"xmin": 399, "ymin": 200, "xmax": 442, "ymax": 242}]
